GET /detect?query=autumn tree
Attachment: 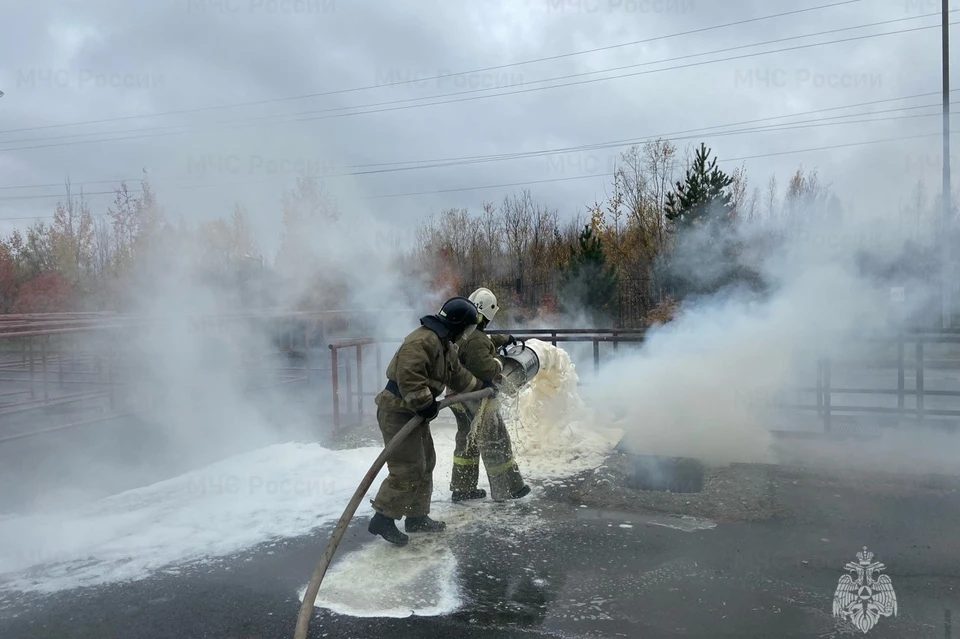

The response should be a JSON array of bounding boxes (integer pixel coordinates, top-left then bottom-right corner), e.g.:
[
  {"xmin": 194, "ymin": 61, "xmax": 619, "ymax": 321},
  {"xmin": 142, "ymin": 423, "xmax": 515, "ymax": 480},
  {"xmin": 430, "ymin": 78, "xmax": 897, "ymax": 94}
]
[
  {"xmin": 13, "ymin": 271, "xmax": 73, "ymax": 313},
  {"xmin": 49, "ymin": 179, "xmax": 95, "ymax": 289},
  {"xmin": 0, "ymin": 245, "xmax": 18, "ymax": 313},
  {"xmin": 782, "ymin": 166, "xmax": 842, "ymax": 233},
  {"xmin": 107, "ymin": 180, "xmax": 140, "ymax": 273},
  {"xmin": 274, "ymin": 173, "xmax": 344, "ymax": 309},
  {"xmin": 197, "ymin": 205, "xmax": 259, "ymax": 284},
  {"xmin": 21, "ymin": 222, "xmax": 55, "ymax": 279},
  {"xmin": 275, "ymin": 173, "xmax": 339, "ymax": 275}
]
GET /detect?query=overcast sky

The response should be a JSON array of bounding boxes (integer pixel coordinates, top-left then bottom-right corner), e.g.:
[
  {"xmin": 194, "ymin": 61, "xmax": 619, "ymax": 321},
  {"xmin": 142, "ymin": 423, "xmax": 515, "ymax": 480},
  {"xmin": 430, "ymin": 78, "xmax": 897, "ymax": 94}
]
[{"xmin": 0, "ymin": 0, "xmax": 955, "ymax": 256}]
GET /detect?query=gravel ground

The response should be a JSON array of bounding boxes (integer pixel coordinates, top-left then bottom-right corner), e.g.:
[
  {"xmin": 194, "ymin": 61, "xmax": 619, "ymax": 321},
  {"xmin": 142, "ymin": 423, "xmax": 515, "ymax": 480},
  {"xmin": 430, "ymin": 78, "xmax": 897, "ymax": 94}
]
[{"xmin": 325, "ymin": 418, "xmax": 382, "ymax": 450}]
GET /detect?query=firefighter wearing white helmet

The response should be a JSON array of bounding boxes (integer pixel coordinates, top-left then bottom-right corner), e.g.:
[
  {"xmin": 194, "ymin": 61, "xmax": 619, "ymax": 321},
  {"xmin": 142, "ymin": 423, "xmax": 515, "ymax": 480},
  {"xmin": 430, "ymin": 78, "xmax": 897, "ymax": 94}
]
[
  {"xmin": 468, "ymin": 287, "xmax": 500, "ymax": 322},
  {"xmin": 447, "ymin": 287, "xmax": 530, "ymax": 502}
]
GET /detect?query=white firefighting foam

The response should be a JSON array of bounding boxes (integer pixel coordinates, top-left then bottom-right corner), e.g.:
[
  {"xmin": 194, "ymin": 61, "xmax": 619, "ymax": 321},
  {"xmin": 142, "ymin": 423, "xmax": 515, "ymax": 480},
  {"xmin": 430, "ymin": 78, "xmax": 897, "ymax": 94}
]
[
  {"xmin": 301, "ymin": 533, "xmax": 461, "ymax": 618},
  {"xmin": 0, "ymin": 341, "xmax": 617, "ymax": 618},
  {"xmin": 505, "ymin": 339, "xmax": 623, "ymax": 480}
]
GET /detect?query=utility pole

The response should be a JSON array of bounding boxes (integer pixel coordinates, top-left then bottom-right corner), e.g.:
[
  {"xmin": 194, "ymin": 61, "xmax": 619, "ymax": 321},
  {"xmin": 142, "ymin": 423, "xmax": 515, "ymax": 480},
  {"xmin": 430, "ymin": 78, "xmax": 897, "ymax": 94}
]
[{"xmin": 942, "ymin": 0, "xmax": 952, "ymax": 330}]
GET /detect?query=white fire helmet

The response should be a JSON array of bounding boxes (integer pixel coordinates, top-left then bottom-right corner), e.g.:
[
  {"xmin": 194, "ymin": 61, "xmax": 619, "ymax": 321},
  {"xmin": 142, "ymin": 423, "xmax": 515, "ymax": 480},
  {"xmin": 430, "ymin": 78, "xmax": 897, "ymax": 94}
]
[{"xmin": 468, "ymin": 287, "xmax": 499, "ymax": 321}]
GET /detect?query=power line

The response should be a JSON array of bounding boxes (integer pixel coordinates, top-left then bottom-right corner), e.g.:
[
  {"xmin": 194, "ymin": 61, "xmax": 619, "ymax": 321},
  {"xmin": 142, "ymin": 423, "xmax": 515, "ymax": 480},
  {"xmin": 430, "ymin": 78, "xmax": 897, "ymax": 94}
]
[
  {"xmin": 362, "ymin": 129, "xmax": 960, "ymax": 199},
  {"xmin": 0, "ymin": 213, "xmax": 111, "ymax": 223},
  {"xmin": 302, "ymin": 104, "xmax": 960, "ymax": 177},
  {"xmin": 0, "ymin": 190, "xmax": 130, "ymax": 201},
  {"xmin": 305, "ymin": 92, "xmax": 958, "ymax": 170},
  {"xmin": 6, "ymin": 12, "xmax": 936, "ymax": 147},
  {"xmin": 235, "ymin": 12, "xmax": 954, "ymax": 122},
  {"xmin": 1, "ymin": 125, "xmax": 955, "ymax": 214},
  {"xmin": 0, "ymin": 0, "xmax": 862, "ymax": 136},
  {"xmin": 170, "ymin": 103, "xmax": 956, "ymax": 186},
  {"xmin": 1, "ymin": 94, "xmax": 955, "ymax": 196},
  {"xmin": 2, "ymin": 15, "xmax": 952, "ymax": 153},
  {"xmin": 0, "ymin": 179, "xmax": 135, "ymax": 191}
]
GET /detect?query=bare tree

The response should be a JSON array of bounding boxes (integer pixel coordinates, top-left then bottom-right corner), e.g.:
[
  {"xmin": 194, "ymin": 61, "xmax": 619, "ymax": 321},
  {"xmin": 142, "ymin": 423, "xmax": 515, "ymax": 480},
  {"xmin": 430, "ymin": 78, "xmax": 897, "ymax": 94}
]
[
  {"xmin": 729, "ymin": 163, "xmax": 748, "ymax": 220},
  {"xmin": 92, "ymin": 217, "xmax": 112, "ymax": 279},
  {"xmin": 765, "ymin": 174, "xmax": 779, "ymax": 221},
  {"xmin": 643, "ymin": 138, "xmax": 678, "ymax": 248},
  {"xmin": 500, "ymin": 190, "xmax": 534, "ymax": 285}
]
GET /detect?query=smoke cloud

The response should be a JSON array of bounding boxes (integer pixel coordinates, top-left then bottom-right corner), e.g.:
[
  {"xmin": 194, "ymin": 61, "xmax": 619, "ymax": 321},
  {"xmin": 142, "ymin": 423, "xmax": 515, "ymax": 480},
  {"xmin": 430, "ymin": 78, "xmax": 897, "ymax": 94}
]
[
  {"xmin": 582, "ymin": 198, "xmax": 956, "ymax": 471},
  {"xmin": 0, "ymin": 169, "xmax": 448, "ymax": 517}
]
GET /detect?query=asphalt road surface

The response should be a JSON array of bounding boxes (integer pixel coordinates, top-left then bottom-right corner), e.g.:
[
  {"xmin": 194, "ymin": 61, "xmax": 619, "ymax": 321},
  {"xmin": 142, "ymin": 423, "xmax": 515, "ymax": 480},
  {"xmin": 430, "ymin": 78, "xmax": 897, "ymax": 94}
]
[{"xmin": 1, "ymin": 460, "xmax": 958, "ymax": 639}]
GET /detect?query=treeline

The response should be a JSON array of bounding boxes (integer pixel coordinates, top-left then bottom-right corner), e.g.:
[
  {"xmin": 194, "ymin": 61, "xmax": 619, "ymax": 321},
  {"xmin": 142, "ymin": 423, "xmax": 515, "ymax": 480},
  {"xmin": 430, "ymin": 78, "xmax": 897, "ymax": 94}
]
[
  {"xmin": 412, "ymin": 139, "xmax": 947, "ymax": 327},
  {"xmin": 0, "ymin": 139, "xmax": 947, "ymax": 326},
  {"xmin": 413, "ymin": 141, "xmax": 796, "ymax": 325},
  {"xmin": 0, "ymin": 175, "xmax": 262, "ymax": 312}
]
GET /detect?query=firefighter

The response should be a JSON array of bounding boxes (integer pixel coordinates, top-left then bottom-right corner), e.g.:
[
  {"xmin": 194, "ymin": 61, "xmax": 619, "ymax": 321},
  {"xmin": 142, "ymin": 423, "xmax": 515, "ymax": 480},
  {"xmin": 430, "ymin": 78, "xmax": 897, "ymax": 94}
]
[
  {"xmin": 448, "ymin": 287, "xmax": 531, "ymax": 503},
  {"xmin": 368, "ymin": 296, "xmax": 493, "ymax": 546}
]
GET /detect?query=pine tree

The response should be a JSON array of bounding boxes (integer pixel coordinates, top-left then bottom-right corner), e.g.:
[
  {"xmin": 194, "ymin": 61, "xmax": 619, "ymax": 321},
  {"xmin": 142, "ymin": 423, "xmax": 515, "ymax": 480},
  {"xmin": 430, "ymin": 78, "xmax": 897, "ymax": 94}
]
[
  {"xmin": 658, "ymin": 143, "xmax": 766, "ymax": 300},
  {"xmin": 557, "ymin": 224, "xmax": 619, "ymax": 324},
  {"xmin": 664, "ymin": 143, "xmax": 734, "ymax": 228}
]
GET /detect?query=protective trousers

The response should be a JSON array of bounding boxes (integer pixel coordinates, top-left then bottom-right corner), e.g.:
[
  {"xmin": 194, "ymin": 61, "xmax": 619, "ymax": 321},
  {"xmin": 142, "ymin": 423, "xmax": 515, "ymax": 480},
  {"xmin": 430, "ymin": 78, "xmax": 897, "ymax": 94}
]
[
  {"xmin": 371, "ymin": 391, "xmax": 436, "ymax": 520},
  {"xmin": 449, "ymin": 398, "xmax": 525, "ymax": 501}
]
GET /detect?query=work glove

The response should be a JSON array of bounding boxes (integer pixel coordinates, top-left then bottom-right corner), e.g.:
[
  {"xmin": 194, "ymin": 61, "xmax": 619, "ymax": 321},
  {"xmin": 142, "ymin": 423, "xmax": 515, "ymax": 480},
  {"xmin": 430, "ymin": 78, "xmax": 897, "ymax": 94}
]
[
  {"xmin": 506, "ymin": 335, "xmax": 517, "ymax": 346},
  {"xmin": 416, "ymin": 399, "xmax": 440, "ymax": 421}
]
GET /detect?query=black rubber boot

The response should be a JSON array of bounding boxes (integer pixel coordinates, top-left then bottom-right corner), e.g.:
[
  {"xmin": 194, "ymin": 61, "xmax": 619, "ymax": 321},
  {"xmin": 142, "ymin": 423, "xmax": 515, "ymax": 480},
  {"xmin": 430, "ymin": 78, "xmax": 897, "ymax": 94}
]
[
  {"xmin": 404, "ymin": 515, "xmax": 447, "ymax": 533},
  {"xmin": 368, "ymin": 512, "xmax": 409, "ymax": 546},
  {"xmin": 451, "ymin": 488, "xmax": 486, "ymax": 502},
  {"xmin": 509, "ymin": 485, "xmax": 531, "ymax": 500}
]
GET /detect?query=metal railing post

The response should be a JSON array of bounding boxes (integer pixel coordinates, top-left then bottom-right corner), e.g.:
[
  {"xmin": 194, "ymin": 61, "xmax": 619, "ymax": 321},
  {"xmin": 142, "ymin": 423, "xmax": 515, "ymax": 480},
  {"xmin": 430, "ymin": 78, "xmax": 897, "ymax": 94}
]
[
  {"xmin": 823, "ymin": 357, "xmax": 832, "ymax": 433},
  {"xmin": 28, "ymin": 337, "xmax": 35, "ymax": 400},
  {"xmin": 356, "ymin": 344, "xmax": 364, "ymax": 420},
  {"xmin": 40, "ymin": 336, "xmax": 49, "ymax": 402},
  {"xmin": 330, "ymin": 345, "xmax": 340, "ymax": 438},
  {"xmin": 916, "ymin": 339, "xmax": 925, "ymax": 423},
  {"xmin": 897, "ymin": 335, "xmax": 905, "ymax": 415},
  {"xmin": 345, "ymin": 357, "xmax": 353, "ymax": 419}
]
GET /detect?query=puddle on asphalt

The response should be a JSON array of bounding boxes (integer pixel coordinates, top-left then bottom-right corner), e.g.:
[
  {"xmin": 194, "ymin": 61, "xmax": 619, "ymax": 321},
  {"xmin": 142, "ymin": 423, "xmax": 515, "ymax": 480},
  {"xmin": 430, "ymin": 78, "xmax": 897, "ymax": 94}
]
[
  {"xmin": 448, "ymin": 508, "xmax": 717, "ymax": 630},
  {"xmin": 575, "ymin": 507, "xmax": 717, "ymax": 532},
  {"xmin": 452, "ymin": 568, "xmax": 553, "ymax": 628},
  {"xmin": 448, "ymin": 527, "xmax": 559, "ymax": 629}
]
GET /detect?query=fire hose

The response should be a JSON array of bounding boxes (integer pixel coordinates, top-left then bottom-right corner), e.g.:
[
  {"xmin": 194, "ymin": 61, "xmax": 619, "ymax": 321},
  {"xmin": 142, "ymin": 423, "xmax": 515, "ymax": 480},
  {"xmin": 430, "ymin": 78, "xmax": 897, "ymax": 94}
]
[{"xmin": 293, "ymin": 386, "xmax": 496, "ymax": 639}]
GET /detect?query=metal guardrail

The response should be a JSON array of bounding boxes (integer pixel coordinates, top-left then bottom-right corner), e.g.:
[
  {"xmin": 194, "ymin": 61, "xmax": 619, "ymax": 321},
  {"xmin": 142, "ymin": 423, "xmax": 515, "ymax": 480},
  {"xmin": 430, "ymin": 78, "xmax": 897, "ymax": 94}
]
[
  {"xmin": 328, "ymin": 338, "xmax": 381, "ymax": 438},
  {"xmin": 0, "ymin": 313, "xmax": 332, "ymax": 444},
  {"xmin": 488, "ymin": 328, "xmax": 646, "ymax": 374},
  {"xmin": 330, "ymin": 329, "xmax": 960, "ymax": 438},
  {"xmin": 327, "ymin": 329, "xmax": 647, "ymax": 436},
  {"xmin": 794, "ymin": 334, "xmax": 960, "ymax": 431}
]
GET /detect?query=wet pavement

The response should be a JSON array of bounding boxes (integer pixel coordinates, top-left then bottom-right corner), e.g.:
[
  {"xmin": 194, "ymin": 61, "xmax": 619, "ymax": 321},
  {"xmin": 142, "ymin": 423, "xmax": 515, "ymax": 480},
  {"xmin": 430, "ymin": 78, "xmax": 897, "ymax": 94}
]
[{"xmin": 1, "ymin": 457, "xmax": 958, "ymax": 639}]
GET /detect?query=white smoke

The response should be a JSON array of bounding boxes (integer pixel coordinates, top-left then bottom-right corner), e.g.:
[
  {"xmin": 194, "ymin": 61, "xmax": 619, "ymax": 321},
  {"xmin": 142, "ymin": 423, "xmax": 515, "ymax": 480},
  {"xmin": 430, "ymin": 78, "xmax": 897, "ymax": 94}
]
[
  {"xmin": 582, "ymin": 201, "xmax": 952, "ymax": 469},
  {"xmin": 2, "ymin": 170, "xmax": 447, "ymax": 516}
]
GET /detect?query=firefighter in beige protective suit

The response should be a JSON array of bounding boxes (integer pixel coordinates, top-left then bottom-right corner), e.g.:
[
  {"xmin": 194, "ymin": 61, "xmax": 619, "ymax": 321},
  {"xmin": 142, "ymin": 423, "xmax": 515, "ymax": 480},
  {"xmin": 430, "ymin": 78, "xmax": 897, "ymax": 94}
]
[
  {"xmin": 448, "ymin": 288, "xmax": 531, "ymax": 503},
  {"xmin": 368, "ymin": 296, "xmax": 492, "ymax": 546}
]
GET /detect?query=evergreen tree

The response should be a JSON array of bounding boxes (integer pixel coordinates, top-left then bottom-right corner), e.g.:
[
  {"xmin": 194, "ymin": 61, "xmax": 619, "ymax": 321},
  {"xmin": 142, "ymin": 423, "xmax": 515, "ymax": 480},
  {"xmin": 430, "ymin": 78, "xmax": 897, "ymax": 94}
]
[
  {"xmin": 557, "ymin": 224, "xmax": 619, "ymax": 324},
  {"xmin": 664, "ymin": 143, "xmax": 734, "ymax": 228},
  {"xmin": 659, "ymin": 143, "xmax": 765, "ymax": 300}
]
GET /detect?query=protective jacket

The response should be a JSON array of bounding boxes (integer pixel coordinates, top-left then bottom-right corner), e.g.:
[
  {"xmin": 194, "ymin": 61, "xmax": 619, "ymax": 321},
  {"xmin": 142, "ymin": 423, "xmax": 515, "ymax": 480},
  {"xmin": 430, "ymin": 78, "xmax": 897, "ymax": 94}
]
[
  {"xmin": 447, "ymin": 328, "xmax": 525, "ymax": 500},
  {"xmin": 457, "ymin": 330, "xmax": 512, "ymax": 382},
  {"xmin": 371, "ymin": 322, "xmax": 483, "ymax": 520},
  {"xmin": 383, "ymin": 325, "xmax": 483, "ymax": 413}
]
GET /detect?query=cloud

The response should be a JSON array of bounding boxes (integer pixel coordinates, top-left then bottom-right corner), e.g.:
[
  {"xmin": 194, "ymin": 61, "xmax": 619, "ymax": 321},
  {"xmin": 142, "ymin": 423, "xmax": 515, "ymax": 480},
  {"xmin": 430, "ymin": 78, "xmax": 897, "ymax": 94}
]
[{"xmin": 0, "ymin": 0, "xmax": 948, "ymax": 251}]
